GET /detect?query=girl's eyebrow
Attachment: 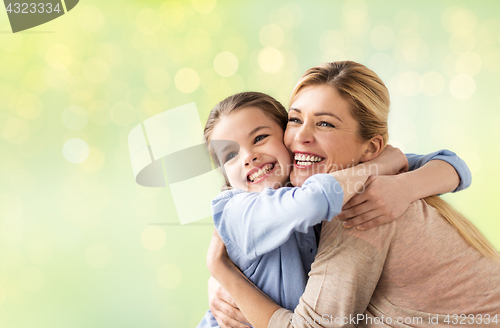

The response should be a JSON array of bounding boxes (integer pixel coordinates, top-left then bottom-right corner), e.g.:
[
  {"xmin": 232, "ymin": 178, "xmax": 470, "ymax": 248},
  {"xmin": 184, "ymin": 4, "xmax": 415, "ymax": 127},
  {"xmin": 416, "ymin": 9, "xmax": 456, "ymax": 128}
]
[
  {"xmin": 289, "ymin": 107, "xmax": 343, "ymax": 122},
  {"xmin": 248, "ymin": 125, "xmax": 270, "ymax": 136}
]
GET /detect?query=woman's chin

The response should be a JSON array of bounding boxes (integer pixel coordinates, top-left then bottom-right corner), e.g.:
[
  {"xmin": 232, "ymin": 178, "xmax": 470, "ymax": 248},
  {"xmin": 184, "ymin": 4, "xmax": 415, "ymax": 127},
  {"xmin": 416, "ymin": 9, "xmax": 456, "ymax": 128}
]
[{"xmin": 290, "ymin": 171, "xmax": 311, "ymax": 187}]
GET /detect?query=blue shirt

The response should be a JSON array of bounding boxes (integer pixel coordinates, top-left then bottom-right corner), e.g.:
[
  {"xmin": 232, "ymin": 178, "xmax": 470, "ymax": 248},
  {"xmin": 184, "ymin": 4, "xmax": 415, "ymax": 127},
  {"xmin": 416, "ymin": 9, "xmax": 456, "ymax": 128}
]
[{"xmin": 197, "ymin": 150, "xmax": 471, "ymax": 328}]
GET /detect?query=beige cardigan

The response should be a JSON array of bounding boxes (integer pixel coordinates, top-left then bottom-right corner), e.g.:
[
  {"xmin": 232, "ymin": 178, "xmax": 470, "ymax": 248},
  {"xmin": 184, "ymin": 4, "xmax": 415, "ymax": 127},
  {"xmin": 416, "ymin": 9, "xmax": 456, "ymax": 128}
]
[{"xmin": 269, "ymin": 199, "xmax": 500, "ymax": 327}]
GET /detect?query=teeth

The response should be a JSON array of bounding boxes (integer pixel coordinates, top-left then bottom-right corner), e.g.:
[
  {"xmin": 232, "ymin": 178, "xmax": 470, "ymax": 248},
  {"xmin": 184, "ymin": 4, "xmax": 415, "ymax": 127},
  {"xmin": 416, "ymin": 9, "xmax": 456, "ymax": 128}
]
[
  {"xmin": 249, "ymin": 164, "xmax": 274, "ymax": 182},
  {"xmin": 294, "ymin": 154, "xmax": 324, "ymax": 164}
]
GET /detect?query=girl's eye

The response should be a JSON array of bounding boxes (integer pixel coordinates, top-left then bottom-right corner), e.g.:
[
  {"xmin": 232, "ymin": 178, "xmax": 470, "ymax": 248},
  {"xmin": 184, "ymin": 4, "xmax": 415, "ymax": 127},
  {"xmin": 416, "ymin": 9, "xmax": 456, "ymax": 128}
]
[
  {"xmin": 254, "ymin": 134, "xmax": 268, "ymax": 143},
  {"xmin": 225, "ymin": 151, "xmax": 238, "ymax": 162},
  {"xmin": 288, "ymin": 117, "xmax": 301, "ymax": 124},
  {"xmin": 318, "ymin": 121, "xmax": 335, "ymax": 128}
]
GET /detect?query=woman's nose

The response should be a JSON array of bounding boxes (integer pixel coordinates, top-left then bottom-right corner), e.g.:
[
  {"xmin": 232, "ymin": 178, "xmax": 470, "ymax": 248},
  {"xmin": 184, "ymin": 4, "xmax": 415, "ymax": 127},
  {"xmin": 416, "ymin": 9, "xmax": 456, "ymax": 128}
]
[
  {"xmin": 244, "ymin": 151, "xmax": 260, "ymax": 166},
  {"xmin": 294, "ymin": 124, "xmax": 314, "ymax": 144}
]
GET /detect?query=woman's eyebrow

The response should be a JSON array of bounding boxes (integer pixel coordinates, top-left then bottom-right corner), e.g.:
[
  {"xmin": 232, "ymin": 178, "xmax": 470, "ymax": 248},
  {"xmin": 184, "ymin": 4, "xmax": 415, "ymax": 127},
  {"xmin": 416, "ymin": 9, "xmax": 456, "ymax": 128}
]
[
  {"xmin": 289, "ymin": 107, "xmax": 343, "ymax": 122},
  {"xmin": 248, "ymin": 125, "xmax": 270, "ymax": 136},
  {"xmin": 315, "ymin": 112, "xmax": 343, "ymax": 122}
]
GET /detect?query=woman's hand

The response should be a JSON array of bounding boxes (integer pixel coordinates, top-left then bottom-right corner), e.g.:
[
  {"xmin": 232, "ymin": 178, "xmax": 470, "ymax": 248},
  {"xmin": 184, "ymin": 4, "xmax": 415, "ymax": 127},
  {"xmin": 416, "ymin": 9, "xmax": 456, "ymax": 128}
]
[
  {"xmin": 208, "ymin": 276, "xmax": 250, "ymax": 328},
  {"xmin": 369, "ymin": 145, "xmax": 408, "ymax": 176},
  {"xmin": 206, "ymin": 228, "xmax": 231, "ymax": 275},
  {"xmin": 207, "ymin": 230, "xmax": 251, "ymax": 327},
  {"xmin": 337, "ymin": 175, "xmax": 413, "ymax": 230}
]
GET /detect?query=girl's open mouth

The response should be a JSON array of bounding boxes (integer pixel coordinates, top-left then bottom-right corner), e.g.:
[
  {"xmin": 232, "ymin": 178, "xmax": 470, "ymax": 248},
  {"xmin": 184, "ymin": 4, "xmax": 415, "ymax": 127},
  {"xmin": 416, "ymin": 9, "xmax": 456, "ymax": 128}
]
[
  {"xmin": 293, "ymin": 152, "xmax": 325, "ymax": 168},
  {"xmin": 247, "ymin": 162, "xmax": 277, "ymax": 183}
]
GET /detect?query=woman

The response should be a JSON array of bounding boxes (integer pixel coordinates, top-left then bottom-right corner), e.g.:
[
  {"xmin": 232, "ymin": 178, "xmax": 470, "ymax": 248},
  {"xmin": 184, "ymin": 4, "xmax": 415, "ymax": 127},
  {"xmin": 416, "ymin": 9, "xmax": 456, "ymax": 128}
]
[{"xmin": 207, "ymin": 61, "xmax": 500, "ymax": 327}]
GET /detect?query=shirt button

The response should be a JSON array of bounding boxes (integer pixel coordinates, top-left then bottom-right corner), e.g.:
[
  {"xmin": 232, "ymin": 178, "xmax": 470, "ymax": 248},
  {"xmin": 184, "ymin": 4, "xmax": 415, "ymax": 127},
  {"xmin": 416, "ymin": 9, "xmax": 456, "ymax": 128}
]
[{"xmin": 310, "ymin": 248, "xmax": 314, "ymax": 253}]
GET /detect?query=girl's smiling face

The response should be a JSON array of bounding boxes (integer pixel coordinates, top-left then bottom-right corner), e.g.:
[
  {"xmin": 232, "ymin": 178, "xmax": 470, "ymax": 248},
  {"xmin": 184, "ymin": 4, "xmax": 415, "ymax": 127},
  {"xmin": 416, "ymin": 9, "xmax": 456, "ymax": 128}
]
[{"xmin": 210, "ymin": 106, "xmax": 292, "ymax": 192}]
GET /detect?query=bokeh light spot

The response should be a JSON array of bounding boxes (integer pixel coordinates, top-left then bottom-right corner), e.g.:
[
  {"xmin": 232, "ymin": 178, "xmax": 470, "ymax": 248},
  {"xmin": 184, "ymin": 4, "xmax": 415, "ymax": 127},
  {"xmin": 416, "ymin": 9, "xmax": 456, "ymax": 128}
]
[
  {"xmin": 369, "ymin": 25, "xmax": 395, "ymax": 51},
  {"xmin": 145, "ymin": 67, "xmax": 171, "ymax": 93},
  {"xmin": 450, "ymin": 74, "xmax": 475, "ymax": 99},
  {"xmin": 62, "ymin": 138, "xmax": 90, "ymax": 164},
  {"xmin": 141, "ymin": 226, "xmax": 166, "ymax": 251},
  {"xmin": 86, "ymin": 243, "xmax": 112, "ymax": 268},
  {"xmin": 368, "ymin": 53, "xmax": 394, "ymax": 78},
  {"xmin": 136, "ymin": 8, "xmax": 161, "ymax": 35},
  {"xmin": 191, "ymin": 0, "xmax": 216, "ymax": 14},
  {"xmin": 455, "ymin": 52, "xmax": 482, "ymax": 76},
  {"xmin": 62, "ymin": 106, "xmax": 89, "ymax": 131},
  {"xmin": 398, "ymin": 72, "xmax": 421, "ymax": 97},
  {"xmin": 420, "ymin": 71, "xmax": 445, "ymax": 97},
  {"xmin": 3, "ymin": 118, "xmax": 30, "ymax": 144},
  {"xmin": 213, "ymin": 52, "xmax": 238, "ymax": 77},
  {"xmin": 110, "ymin": 102, "xmax": 136, "ymax": 127},
  {"xmin": 185, "ymin": 28, "xmax": 211, "ymax": 53},
  {"xmin": 16, "ymin": 93, "xmax": 43, "ymax": 120},
  {"xmin": 83, "ymin": 58, "xmax": 109, "ymax": 84},
  {"xmin": 157, "ymin": 264, "xmax": 182, "ymax": 289},
  {"xmin": 259, "ymin": 24, "xmax": 284, "ymax": 48},
  {"xmin": 77, "ymin": 5, "xmax": 105, "ymax": 32},
  {"xmin": 449, "ymin": 29, "xmax": 476, "ymax": 53},
  {"xmin": 319, "ymin": 30, "xmax": 347, "ymax": 52},
  {"xmin": 258, "ymin": 47, "xmax": 284, "ymax": 73},
  {"xmin": 89, "ymin": 100, "xmax": 111, "ymax": 126},
  {"xmin": 81, "ymin": 147, "xmax": 106, "ymax": 172},
  {"xmin": 45, "ymin": 43, "xmax": 73, "ymax": 70},
  {"xmin": 175, "ymin": 68, "xmax": 200, "ymax": 93}
]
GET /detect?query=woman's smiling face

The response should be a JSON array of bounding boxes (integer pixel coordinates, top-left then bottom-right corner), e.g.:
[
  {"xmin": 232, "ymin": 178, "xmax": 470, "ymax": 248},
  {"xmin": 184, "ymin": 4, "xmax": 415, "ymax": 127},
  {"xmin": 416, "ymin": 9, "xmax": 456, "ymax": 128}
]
[
  {"xmin": 284, "ymin": 84, "xmax": 369, "ymax": 187},
  {"xmin": 210, "ymin": 106, "xmax": 292, "ymax": 192}
]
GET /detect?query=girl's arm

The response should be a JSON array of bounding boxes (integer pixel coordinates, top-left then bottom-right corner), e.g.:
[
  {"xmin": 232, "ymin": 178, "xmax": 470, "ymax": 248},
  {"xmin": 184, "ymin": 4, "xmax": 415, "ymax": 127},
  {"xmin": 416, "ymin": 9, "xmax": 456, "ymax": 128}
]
[
  {"xmin": 338, "ymin": 148, "xmax": 471, "ymax": 230},
  {"xmin": 214, "ymin": 150, "xmax": 406, "ymax": 260}
]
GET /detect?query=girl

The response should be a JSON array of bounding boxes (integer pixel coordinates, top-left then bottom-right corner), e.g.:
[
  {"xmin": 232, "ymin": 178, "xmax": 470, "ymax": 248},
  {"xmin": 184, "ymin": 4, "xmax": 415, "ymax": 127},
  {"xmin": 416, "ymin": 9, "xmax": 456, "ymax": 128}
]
[{"xmin": 198, "ymin": 91, "xmax": 471, "ymax": 328}]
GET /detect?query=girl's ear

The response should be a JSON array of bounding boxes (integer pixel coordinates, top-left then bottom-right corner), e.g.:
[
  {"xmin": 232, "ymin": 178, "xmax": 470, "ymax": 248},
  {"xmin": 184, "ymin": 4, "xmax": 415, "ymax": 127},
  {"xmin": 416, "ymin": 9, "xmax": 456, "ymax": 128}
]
[{"xmin": 360, "ymin": 135, "xmax": 384, "ymax": 162}]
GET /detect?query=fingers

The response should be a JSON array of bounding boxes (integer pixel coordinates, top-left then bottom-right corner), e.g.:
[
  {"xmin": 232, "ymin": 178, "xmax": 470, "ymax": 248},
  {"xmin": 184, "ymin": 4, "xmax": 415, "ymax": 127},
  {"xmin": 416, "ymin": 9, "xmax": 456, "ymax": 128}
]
[
  {"xmin": 342, "ymin": 192, "xmax": 368, "ymax": 211},
  {"xmin": 354, "ymin": 216, "xmax": 388, "ymax": 230},
  {"xmin": 213, "ymin": 309, "xmax": 251, "ymax": 328},
  {"xmin": 341, "ymin": 209, "xmax": 379, "ymax": 228},
  {"xmin": 338, "ymin": 200, "xmax": 372, "ymax": 221}
]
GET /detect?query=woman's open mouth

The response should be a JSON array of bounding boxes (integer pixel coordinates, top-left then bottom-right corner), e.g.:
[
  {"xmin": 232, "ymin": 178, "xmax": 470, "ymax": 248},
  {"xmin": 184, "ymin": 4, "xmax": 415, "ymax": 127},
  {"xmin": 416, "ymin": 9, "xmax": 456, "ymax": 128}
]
[
  {"xmin": 294, "ymin": 152, "xmax": 325, "ymax": 168},
  {"xmin": 247, "ymin": 162, "xmax": 276, "ymax": 183}
]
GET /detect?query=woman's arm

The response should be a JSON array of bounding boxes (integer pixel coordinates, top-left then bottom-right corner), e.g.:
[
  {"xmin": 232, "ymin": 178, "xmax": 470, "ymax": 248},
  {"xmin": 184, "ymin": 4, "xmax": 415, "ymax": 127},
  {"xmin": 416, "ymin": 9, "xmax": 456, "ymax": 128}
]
[
  {"xmin": 338, "ymin": 148, "xmax": 471, "ymax": 230},
  {"xmin": 208, "ymin": 210, "xmax": 394, "ymax": 328}
]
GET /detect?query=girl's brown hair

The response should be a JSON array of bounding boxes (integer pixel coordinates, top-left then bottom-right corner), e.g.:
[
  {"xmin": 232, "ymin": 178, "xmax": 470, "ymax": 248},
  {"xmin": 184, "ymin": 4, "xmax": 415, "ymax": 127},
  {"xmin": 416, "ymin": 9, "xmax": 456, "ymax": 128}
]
[{"xmin": 204, "ymin": 92, "xmax": 288, "ymax": 189}]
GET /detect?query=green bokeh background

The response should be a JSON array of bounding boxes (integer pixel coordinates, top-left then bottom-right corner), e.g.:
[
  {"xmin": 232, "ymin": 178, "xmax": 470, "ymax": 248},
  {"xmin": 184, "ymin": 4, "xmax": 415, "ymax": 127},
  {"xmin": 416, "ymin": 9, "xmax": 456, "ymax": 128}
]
[{"xmin": 1, "ymin": 0, "xmax": 499, "ymax": 327}]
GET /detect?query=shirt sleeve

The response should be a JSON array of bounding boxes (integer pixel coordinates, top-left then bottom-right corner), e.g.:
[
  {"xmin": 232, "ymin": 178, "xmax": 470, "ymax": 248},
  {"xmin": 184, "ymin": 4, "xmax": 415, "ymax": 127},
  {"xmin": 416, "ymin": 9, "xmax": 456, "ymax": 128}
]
[
  {"xmin": 196, "ymin": 310, "xmax": 220, "ymax": 328},
  {"xmin": 405, "ymin": 149, "xmax": 471, "ymax": 192},
  {"xmin": 268, "ymin": 216, "xmax": 395, "ymax": 328},
  {"xmin": 212, "ymin": 174, "xmax": 344, "ymax": 261}
]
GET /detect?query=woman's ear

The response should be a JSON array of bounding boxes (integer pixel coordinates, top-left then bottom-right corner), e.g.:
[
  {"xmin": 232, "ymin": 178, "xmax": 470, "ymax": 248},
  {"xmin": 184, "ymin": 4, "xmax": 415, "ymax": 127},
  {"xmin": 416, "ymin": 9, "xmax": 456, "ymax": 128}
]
[{"xmin": 360, "ymin": 135, "xmax": 384, "ymax": 162}]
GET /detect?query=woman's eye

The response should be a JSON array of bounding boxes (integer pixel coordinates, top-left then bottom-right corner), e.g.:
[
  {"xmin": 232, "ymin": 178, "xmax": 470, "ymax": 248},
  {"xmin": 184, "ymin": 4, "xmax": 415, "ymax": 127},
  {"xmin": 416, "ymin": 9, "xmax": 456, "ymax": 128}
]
[
  {"xmin": 225, "ymin": 152, "xmax": 237, "ymax": 162},
  {"xmin": 288, "ymin": 117, "xmax": 301, "ymax": 124},
  {"xmin": 254, "ymin": 135, "xmax": 268, "ymax": 143},
  {"xmin": 318, "ymin": 121, "xmax": 335, "ymax": 128}
]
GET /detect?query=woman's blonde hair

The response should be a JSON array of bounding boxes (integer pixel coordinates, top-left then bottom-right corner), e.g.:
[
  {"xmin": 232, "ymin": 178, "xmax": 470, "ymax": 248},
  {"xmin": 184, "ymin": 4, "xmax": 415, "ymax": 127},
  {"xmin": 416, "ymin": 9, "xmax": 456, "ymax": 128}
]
[
  {"xmin": 204, "ymin": 92, "xmax": 288, "ymax": 190},
  {"xmin": 293, "ymin": 61, "xmax": 500, "ymax": 263}
]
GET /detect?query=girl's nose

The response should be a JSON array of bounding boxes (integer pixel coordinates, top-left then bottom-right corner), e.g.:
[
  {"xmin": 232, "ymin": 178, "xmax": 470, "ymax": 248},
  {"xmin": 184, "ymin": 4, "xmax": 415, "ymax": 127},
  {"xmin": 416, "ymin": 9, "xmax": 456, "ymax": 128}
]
[
  {"xmin": 294, "ymin": 123, "xmax": 314, "ymax": 144},
  {"xmin": 244, "ymin": 151, "xmax": 260, "ymax": 166}
]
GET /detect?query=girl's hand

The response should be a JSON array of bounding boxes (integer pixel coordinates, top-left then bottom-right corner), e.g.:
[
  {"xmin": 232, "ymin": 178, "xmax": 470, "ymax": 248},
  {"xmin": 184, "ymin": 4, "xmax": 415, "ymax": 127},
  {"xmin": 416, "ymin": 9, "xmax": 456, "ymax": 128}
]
[
  {"xmin": 368, "ymin": 145, "xmax": 408, "ymax": 176},
  {"xmin": 337, "ymin": 175, "xmax": 413, "ymax": 230},
  {"xmin": 208, "ymin": 276, "xmax": 251, "ymax": 328}
]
